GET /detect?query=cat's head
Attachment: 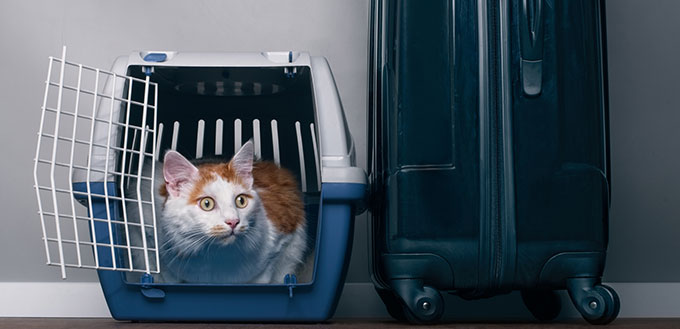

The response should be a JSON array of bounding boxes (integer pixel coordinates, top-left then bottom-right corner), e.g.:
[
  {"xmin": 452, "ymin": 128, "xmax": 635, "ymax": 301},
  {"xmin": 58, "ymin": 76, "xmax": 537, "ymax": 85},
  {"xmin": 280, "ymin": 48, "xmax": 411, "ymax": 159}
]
[{"xmin": 160, "ymin": 141, "xmax": 262, "ymax": 249}]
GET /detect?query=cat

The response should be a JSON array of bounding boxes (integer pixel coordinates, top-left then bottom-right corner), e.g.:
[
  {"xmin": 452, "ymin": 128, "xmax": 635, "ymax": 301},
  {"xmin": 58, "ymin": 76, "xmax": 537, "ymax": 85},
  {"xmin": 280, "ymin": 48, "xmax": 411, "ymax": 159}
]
[{"xmin": 125, "ymin": 140, "xmax": 308, "ymax": 284}]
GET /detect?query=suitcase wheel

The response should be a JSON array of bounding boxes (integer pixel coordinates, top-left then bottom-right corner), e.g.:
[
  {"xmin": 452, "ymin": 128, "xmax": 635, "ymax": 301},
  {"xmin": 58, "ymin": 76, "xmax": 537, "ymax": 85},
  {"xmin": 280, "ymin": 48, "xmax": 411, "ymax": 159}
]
[
  {"xmin": 521, "ymin": 289, "xmax": 562, "ymax": 322},
  {"xmin": 567, "ymin": 278, "xmax": 621, "ymax": 325},
  {"xmin": 390, "ymin": 279, "xmax": 444, "ymax": 324}
]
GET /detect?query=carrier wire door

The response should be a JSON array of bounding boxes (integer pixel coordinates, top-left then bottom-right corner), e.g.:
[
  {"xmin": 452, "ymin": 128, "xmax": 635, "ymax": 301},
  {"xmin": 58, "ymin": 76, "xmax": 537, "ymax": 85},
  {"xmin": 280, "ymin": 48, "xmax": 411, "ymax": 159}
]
[{"xmin": 33, "ymin": 47, "xmax": 161, "ymax": 279}]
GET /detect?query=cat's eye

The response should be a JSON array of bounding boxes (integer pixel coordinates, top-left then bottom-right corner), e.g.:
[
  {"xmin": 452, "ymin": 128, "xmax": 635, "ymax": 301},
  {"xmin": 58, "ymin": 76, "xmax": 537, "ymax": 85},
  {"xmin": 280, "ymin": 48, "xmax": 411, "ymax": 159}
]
[
  {"xmin": 199, "ymin": 197, "xmax": 215, "ymax": 211},
  {"xmin": 235, "ymin": 194, "xmax": 248, "ymax": 208}
]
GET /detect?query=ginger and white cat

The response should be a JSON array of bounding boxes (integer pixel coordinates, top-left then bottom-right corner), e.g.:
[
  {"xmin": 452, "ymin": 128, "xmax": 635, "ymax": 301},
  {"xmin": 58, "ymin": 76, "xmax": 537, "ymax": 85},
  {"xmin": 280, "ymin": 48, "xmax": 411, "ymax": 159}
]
[{"xmin": 129, "ymin": 140, "xmax": 308, "ymax": 284}]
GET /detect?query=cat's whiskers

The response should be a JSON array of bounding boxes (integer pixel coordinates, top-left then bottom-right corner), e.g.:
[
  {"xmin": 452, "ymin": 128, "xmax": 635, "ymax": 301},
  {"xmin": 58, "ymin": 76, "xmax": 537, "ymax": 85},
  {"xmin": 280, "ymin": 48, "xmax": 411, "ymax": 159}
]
[
  {"xmin": 181, "ymin": 235, "xmax": 211, "ymax": 255},
  {"xmin": 234, "ymin": 227, "xmax": 259, "ymax": 253},
  {"xmin": 209, "ymin": 225, "xmax": 233, "ymax": 238},
  {"xmin": 173, "ymin": 234, "xmax": 220, "ymax": 278},
  {"xmin": 162, "ymin": 228, "xmax": 209, "ymax": 259}
]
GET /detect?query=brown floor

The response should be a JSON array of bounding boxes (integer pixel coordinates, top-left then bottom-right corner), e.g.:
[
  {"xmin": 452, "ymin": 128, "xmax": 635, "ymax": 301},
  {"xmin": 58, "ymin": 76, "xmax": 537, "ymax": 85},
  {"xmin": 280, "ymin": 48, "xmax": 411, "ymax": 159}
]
[{"xmin": 1, "ymin": 318, "xmax": 679, "ymax": 329}]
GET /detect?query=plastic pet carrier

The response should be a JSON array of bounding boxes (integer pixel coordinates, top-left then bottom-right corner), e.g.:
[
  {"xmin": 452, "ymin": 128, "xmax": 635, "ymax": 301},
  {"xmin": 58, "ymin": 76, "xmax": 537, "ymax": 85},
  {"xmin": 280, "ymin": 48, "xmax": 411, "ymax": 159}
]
[{"xmin": 33, "ymin": 47, "xmax": 366, "ymax": 321}]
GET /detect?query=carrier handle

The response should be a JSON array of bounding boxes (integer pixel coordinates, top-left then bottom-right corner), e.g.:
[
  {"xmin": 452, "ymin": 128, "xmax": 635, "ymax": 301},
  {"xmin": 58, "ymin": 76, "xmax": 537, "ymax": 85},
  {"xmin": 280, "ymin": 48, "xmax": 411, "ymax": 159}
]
[{"xmin": 519, "ymin": 0, "xmax": 545, "ymax": 97}]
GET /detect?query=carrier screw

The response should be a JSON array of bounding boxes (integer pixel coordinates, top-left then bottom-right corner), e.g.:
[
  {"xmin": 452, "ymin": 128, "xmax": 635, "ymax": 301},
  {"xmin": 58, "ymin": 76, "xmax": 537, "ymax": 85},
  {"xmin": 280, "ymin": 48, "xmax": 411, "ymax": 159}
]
[
  {"xmin": 422, "ymin": 301, "xmax": 431, "ymax": 311},
  {"xmin": 589, "ymin": 300, "xmax": 598, "ymax": 309}
]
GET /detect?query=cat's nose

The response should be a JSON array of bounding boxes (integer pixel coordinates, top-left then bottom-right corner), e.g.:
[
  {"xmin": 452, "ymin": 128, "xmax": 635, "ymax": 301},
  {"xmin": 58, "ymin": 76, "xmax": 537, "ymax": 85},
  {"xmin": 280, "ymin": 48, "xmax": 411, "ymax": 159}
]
[{"xmin": 225, "ymin": 218, "xmax": 240, "ymax": 229}]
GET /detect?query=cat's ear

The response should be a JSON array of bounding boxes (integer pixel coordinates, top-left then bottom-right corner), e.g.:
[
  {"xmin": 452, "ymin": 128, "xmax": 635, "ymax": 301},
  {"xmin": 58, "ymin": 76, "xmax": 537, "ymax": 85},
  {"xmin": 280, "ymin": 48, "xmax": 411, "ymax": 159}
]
[
  {"xmin": 163, "ymin": 151, "xmax": 198, "ymax": 197},
  {"xmin": 231, "ymin": 140, "xmax": 254, "ymax": 189}
]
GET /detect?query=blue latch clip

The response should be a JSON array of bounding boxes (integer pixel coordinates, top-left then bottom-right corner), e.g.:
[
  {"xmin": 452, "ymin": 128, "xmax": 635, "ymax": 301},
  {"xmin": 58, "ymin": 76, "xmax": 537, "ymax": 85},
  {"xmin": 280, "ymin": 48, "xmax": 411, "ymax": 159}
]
[
  {"xmin": 284, "ymin": 273, "xmax": 297, "ymax": 299},
  {"xmin": 140, "ymin": 273, "xmax": 165, "ymax": 300},
  {"xmin": 284, "ymin": 51, "xmax": 297, "ymax": 78},
  {"xmin": 142, "ymin": 52, "xmax": 167, "ymax": 76}
]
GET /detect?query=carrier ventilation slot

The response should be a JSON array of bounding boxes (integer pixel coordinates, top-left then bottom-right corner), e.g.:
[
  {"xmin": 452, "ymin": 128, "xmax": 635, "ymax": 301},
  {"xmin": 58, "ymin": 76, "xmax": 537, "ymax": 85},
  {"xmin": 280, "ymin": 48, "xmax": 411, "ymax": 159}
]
[
  {"xmin": 33, "ymin": 47, "xmax": 161, "ymax": 279},
  {"xmin": 154, "ymin": 118, "xmax": 322, "ymax": 193}
]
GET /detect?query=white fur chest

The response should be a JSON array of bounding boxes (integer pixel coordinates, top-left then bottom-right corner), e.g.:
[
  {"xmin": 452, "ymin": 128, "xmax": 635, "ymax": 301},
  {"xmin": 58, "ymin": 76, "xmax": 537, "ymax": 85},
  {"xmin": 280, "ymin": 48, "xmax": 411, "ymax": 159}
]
[{"xmin": 158, "ymin": 211, "xmax": 275, "ymax": 283}]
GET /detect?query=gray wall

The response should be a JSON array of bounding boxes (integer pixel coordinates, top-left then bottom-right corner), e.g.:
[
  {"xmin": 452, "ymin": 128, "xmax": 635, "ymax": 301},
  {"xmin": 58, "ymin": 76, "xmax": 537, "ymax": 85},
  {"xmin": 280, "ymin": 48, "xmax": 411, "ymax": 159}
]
[
  {"xmin": 604, "ymin": 0, "xmax": 680, "ymax": 282},
  {"xmin": 0, "ymin": 0, "xmax": 679, "ymax": 307}
]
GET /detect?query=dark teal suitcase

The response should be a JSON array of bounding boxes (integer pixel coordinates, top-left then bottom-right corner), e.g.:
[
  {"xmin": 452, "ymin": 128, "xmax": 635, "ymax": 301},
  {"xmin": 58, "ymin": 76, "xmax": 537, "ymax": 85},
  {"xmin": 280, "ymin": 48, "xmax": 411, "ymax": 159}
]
[{"xmin": 367, "ymin": 0, "xmax": 618, "ymax": 324}]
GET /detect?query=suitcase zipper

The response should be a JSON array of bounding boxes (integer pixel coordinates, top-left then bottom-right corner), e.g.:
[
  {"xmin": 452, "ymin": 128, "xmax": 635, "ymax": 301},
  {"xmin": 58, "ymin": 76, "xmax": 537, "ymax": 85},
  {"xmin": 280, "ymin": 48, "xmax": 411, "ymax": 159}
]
[
  {"xmin": 487, "ymin": 0, "xmax": 505, "ymax": 292},
  {"xmin": 486, "ymin": 0, "xmax": 517, "ymax": 293}
]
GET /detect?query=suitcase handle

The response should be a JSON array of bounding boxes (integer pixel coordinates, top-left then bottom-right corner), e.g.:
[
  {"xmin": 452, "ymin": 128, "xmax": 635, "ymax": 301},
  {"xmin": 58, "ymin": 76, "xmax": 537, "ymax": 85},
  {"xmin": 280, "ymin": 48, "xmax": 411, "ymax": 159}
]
[{"xmin": 519, "ymin": 0, "xmax": 545, "ymax": 97}]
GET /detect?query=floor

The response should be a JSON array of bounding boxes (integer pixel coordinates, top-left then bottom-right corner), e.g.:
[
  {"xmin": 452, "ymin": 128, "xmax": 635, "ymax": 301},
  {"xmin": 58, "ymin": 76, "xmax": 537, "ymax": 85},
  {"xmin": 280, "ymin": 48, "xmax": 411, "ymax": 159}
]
[{"xmin": 1, "ymin": 318, "xmax": 679, "ymax": 328}]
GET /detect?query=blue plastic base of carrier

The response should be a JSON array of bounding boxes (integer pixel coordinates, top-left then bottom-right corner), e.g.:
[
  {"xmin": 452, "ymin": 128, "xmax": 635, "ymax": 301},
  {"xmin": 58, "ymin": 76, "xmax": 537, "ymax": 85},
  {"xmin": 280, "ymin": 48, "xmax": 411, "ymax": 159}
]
[{"xmin": 73, "ymin": 182, "xmax": 364, "ymax": 322}]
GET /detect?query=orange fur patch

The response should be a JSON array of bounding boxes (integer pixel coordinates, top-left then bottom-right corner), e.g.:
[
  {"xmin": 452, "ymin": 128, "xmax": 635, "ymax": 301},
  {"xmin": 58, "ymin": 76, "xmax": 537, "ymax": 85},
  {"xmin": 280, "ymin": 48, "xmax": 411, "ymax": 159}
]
[
  {"xmin": 159, "ymin": 184, "xmax": 168, "ymax": 198},
  {"xmin": 252, "ymin": 162, "xmax": 305, "ymax": 234},
  {"xmin": 187, "ymin": 162, "xmax": 243, "ymax": 204}
]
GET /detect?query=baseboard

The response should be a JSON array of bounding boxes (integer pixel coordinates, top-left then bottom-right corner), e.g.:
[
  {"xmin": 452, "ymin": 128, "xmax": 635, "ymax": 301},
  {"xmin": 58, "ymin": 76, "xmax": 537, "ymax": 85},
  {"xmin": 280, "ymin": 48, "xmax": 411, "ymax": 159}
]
[
  {"xmin": 0, "ymin": 282, "xmax": 678, "ymax": 319},
  {"xmin": 0, "ymin": 282, "xmax": 110, "ymax": 318}
]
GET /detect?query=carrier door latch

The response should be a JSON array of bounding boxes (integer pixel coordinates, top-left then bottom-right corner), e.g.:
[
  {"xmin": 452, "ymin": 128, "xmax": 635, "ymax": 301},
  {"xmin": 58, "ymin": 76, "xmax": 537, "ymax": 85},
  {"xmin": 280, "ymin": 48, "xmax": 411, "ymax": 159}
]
[
  {"xmin": 284, "ymin": 51, "xmax": 298, "ymax": 78},
  {"xmin": 142, "ymin": 52, "xmax": 168, "ymax": 76},
  {"xmin": 284, "ymin": 274, "xmax": 298, "ymax": 299},
  {"xmin": 261, "ymin": 50, "xmax": 299, "ymax": 78},
  {"xmin": 140, "ymin": 273, "xmax": 166, "ymax": 300}
]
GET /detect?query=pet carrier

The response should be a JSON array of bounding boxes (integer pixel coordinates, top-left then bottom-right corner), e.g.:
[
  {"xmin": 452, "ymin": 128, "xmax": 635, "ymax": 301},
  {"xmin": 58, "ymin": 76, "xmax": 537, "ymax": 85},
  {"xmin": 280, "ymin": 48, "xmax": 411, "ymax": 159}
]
[{"xmin": 33, "ymin": 47, "xmax": 366, "ymax": 321}]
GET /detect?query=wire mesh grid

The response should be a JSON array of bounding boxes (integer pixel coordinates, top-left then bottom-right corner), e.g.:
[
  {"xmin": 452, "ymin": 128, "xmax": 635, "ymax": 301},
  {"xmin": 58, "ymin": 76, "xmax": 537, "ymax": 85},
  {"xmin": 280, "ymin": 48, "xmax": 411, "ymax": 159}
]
[{"xmin": 33, "ymin": 47, "xmax": 160, "ymax": 279}]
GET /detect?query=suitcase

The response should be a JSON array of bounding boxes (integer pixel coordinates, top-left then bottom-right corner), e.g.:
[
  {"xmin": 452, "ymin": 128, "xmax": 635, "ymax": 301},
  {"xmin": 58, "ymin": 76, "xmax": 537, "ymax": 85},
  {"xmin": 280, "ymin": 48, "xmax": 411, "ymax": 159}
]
[{"xmin": 367, "ymin": 0, "xmax": 618, "ymax": 324}]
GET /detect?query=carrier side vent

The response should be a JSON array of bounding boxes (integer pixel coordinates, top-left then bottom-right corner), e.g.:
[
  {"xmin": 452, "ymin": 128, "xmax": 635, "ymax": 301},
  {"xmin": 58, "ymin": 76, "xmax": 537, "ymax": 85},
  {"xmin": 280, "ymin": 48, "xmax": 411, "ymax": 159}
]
[
  {"xmin": 158, "ymin": 117, "xmax": 321, "ymax": 193},
  {"xmin": 215, "ymin": 119, "xmax": 223, "ymax": 156}
]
